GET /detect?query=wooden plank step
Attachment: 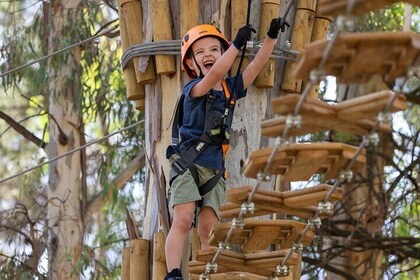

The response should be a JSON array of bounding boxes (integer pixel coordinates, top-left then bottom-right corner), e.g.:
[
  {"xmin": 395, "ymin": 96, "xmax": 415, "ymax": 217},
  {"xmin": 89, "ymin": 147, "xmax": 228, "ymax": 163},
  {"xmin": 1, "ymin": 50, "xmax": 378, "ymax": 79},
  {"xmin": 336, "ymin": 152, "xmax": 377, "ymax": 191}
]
[
  {"xmin": 220, "ymin": 202, "xmax": 325, "ymax": 220},
  {"xmin": 220, "ymin": 202, "xmax": 273, "ymax": 219},
  {"xmin": 271, "ymin": 94, "xmax": 334, "ymax": 116},
  {"xmin": 317, "ymin": 0, "xmax": 420, "ymax": 17},
  {"xmin": 282, "ymin": 184, "xmax": 343, "ymax": 207},
  {"xmin": 209, "ymin": 219, "xmax": 315, "ymax": 252},
  {"xmin": 261, "ymin": 116, "xmax": 392, "ymax": 137},
  {"xmin": 243, "ymin": 143, "xmax": 366, "ymax": 180},
  {"xmin": 265, "ymin": 91, "xmax": 406, "ymax": 137},
  {"xmin": 335, "ymin": 90, "xmax": 407, "ymax": 120},
  {"xmin": 222, "ymin": 184, "xmax": 342, "ymax": 220},
  {"xmin": 189, "ymin": 270, "xmax": 266, "ymax": 280},
  {"xmin": 262, "ymin": 117, "xmax": 324, "ymax": 137},
  {"xmin": 293, "ymin": 32, "xmax": 420, "ymax": 83},
  {"xmin": 189, "ymin": 248, "xmax": 300, "ymax": 278}
]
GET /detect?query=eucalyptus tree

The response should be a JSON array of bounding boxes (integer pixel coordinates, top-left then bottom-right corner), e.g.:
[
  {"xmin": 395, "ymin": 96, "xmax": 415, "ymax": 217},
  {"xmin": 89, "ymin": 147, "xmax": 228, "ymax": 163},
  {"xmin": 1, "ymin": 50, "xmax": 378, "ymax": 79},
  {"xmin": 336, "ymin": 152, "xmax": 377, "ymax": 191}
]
[{"xmin": 0, "ymin": 1, "xmax": 144, "ymax": 278}]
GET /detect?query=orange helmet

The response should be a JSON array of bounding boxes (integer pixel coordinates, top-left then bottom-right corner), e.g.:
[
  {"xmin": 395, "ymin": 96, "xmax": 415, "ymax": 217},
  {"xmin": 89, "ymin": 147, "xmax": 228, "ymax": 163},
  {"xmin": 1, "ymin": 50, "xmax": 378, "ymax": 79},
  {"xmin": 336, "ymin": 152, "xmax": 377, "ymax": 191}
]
[{"xmin": 181, "ymin": 24, "xmax": 230, "ymax": 78}]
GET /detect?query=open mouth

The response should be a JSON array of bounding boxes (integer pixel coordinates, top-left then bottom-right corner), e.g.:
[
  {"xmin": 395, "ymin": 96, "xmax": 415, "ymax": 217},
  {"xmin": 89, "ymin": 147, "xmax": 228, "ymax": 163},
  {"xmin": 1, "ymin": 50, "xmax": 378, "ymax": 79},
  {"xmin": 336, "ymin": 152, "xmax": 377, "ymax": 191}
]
[{"xmin": 203, "ymin": 61, "xmax": 214, "ymax": 70}]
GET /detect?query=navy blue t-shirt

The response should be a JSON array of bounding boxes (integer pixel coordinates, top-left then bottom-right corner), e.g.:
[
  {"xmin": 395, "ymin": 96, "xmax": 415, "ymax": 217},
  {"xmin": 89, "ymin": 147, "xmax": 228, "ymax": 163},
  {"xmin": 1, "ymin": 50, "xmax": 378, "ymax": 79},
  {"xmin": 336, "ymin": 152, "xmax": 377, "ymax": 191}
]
[{"xmin": 171, "ymin": 75, "xmax": 246, "ymax": 170}]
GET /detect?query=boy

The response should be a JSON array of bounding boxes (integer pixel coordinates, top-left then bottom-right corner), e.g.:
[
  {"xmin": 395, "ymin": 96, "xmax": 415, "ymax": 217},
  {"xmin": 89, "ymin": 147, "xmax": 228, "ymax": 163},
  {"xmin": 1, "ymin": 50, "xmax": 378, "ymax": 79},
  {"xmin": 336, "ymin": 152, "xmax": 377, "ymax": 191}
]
[{"xmin": 165, "ymin": 18, "xmax": 289, "ymax": 280}]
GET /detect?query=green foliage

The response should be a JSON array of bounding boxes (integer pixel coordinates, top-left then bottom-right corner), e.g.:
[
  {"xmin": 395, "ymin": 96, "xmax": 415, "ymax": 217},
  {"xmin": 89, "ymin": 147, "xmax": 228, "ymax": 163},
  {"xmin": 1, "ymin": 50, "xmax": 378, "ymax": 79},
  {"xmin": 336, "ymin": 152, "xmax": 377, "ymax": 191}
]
[
  {"xmin": 354, "ymin": 3, "xmax": 418, "ymax": 32},
  {"xmin": 0, "ymin": 0, "xmax": 144, "ymax": 278}
]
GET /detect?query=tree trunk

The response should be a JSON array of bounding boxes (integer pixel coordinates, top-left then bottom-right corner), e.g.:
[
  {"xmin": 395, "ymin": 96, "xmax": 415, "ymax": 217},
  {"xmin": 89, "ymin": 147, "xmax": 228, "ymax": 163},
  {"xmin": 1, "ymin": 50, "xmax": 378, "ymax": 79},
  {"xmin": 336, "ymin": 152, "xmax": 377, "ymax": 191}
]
[
  {"xmin": 46, "ymin": 1, "xmax": 83, "ymax": 278},
  {"xmin": 327, "ymin": 76, "xmax": 389, "ymax": 280}
]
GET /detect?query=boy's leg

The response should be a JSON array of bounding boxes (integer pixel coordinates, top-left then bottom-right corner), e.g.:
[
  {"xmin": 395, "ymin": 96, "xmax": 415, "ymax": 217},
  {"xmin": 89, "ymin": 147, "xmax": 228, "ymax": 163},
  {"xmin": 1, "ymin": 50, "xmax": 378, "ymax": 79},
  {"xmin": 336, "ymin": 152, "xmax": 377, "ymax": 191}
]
[
  {"xmin": 196, "ymin": 167, "xmax": 226, "ymax": 250},
  {"xmin": 197, "ymin": 206, "xmax": 218, "ymax": 249},
  {"xmin": 165, "ymin": 201, "xmax": 195, "ymax": 272}
]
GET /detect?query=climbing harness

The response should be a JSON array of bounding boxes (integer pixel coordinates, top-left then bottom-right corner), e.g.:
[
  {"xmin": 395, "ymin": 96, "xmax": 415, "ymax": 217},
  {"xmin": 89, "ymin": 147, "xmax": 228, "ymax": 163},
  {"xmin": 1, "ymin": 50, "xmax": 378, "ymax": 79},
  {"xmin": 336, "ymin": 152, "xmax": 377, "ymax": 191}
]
[
  {"xmin": 168, "ymin": 79, "xmax": 235, "ymax": 199},
  {"xmin": 168, "ymin": 24, "xmax": 239, "ymax": 199},
  {"xmin": 198, "ymin": 0, "xmax": 298, "ymax": 278}
]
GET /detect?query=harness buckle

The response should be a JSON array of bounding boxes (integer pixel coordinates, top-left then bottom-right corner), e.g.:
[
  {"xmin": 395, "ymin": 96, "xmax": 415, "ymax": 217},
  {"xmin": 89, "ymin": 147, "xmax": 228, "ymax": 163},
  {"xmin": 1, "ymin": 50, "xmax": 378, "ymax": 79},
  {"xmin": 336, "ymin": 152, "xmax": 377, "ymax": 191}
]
[{"xmin": 172, "ymin": 161, "xmax": 186, "ymax": 174}]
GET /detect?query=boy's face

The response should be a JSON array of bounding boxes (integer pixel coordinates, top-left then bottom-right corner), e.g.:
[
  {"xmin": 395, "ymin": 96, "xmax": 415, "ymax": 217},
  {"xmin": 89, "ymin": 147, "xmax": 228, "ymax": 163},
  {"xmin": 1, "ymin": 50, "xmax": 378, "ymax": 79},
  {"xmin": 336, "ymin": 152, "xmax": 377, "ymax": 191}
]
[{"xmin": 186, "ymin": 36, "xmax": 223, "ymax": 77}]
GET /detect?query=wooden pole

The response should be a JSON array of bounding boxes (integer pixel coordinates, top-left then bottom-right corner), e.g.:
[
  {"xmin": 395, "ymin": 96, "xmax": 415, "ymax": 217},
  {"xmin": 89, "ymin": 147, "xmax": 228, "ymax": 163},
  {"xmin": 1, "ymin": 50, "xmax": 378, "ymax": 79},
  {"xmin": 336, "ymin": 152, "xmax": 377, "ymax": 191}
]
[
  {"xmin": 191, "ymin": 228, "xmax": 200, "ymax": 260},
  {"xmin": 188, "ymin": 228, "xmax": 201, "ymax": 280},
  {"xmin": 120, "ymin": 0, "xmax": 156, "ymax": 85},
  {"xmin": 180, "ymin": 0, "xmax": 200, "ymax": 77},
  {"xmin": 151, "ymin": 0, "xmax": 176, "ymax": 76},
  {"xmin": 231, "ymin": 0, "xmax": 250, "ymax": 74},
  {"xmin": 180, "ymin": 0, "xmax": 200, "ymax": 39},
  {"xmin": 122, "ymin": 247, "xmax": 131, "ymax": 280},
  {"xmin": 254, "ymin": 0, "xmax": 280, "ymax": 88},
  {"xmin": 117, "ymin": 0, "xmax": 145, "ymax": 101},
  {"xmin": 153, "ymin": 232, "xmax": 167, "ymax": 280},
  {"xmin": 281, "ymin": 0, "xmax": 317, "ymax": 94},
  {"xmin": 293, "ymin": 251, "xmax": 302, "ymax": 280},
  {"xmin": 135, "ymin": 99, "xmax": 145, "ymax": 111},
  {"xmin": 130, "ymin": 238, "xmax": 149, "ymax": 280},
  {"xmin": 307, "ymin": 14, "xmax": 332, "ymax": 98}
]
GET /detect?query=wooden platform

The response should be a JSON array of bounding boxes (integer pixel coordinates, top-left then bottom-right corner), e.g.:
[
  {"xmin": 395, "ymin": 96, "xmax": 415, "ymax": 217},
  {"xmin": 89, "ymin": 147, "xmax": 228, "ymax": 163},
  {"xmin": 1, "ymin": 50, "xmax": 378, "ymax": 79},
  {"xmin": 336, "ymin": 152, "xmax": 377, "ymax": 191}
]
[
  {"xmin": 242, "ymin": 143, "xmax": 366, "ymax": 181},
  {"xmin": 262, "ymin": 91, "xmax": 406, "ymax": 137},
  {"xmin": 317, "ymin": 0, "xmax": 420, "ymax": 17},
  {"xmin": 189, "ymin": 248, "xmax": 300, "ymax": 278},
  {"xmin": 209, "ymin": 219, "xmax": 315, "ymax": 253},
  {"xmin": 220, "ymin": 184, "xmax": 343, "ymax": 220},
  {"xmin": 293, "ymin": 32, "xmax": 420, "ymax": 83}
]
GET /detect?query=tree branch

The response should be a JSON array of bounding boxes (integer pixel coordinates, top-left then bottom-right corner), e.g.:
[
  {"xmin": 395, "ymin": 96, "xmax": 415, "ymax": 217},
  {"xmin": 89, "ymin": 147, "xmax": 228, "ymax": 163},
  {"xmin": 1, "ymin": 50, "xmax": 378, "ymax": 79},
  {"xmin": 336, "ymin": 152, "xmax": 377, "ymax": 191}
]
[
  {"xmin": 303, "ymin": 256, "xmax": 358, "ymax": 280},
  {"xmin": 84, "ymin": 152, "xmax": 145, "ymax": 224},
  {"xmin": 0, "ymin": 110, "xmax": 46, "ymax": 148}
]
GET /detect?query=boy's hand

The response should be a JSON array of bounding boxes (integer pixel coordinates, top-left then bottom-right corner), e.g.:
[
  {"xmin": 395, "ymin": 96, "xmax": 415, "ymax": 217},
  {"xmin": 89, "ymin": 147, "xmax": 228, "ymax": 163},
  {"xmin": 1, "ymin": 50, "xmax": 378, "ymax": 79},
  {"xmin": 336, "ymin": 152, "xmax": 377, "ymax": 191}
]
[
  {"xmin": 233, "ymin": 24, "xmax": 256, "ymax": 50},
  {"xmin": 267, "ymin": 17, "xmax": 290, "ymax": 39}
]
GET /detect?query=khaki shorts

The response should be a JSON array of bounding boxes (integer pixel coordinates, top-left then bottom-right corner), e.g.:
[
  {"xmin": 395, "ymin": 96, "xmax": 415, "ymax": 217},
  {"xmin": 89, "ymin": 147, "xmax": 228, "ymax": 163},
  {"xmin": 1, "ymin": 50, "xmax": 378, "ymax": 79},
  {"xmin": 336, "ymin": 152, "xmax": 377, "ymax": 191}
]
[{"xmin": 168, "ymin": 155, "xmax": 226, "ymax": 219}]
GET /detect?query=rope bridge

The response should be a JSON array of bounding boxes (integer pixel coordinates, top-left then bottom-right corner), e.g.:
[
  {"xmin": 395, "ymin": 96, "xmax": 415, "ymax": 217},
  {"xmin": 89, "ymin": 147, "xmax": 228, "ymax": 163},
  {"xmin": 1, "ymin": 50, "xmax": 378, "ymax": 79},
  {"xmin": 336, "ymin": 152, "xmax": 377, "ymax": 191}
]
[
  {"xmin": 187, "ymin": 0, "xmax": 416, "ymax": 279},
  {"xmin": 116, "ymin": 0, "xmax": 418, "ymax": 279}
]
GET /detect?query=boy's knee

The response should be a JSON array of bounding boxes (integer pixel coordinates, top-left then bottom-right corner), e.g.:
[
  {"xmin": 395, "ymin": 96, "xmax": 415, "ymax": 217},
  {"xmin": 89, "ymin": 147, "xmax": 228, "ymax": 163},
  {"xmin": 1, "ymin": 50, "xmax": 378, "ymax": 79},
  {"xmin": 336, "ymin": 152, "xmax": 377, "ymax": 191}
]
[
  {"xmin": 173, "ymin": 212, "xmax": 194, "ymax": 232},
  {"xmin": 198, "ymin": 223, "xmax": 212, "ymax": 239}
]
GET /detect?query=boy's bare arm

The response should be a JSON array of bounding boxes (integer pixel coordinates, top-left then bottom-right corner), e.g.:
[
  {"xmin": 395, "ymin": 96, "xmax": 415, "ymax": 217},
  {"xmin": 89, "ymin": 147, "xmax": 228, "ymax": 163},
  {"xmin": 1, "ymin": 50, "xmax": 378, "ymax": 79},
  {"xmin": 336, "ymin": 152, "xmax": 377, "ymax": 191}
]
[
  {"xmin": 242, "ymin": 17, "xmax": 289, "ymax": 89},
  {"xmin": 242, "ymin": 36, "xmax": 277, "ymax": 89}
]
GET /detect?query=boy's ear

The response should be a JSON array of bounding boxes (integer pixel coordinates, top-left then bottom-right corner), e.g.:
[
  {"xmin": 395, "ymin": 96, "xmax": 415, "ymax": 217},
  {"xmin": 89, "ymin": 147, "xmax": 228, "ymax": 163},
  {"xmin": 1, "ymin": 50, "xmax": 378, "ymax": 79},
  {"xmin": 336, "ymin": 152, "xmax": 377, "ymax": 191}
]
[{"xmin": 186, "ymin": 58, "xmax": 195, "ymax": 70}]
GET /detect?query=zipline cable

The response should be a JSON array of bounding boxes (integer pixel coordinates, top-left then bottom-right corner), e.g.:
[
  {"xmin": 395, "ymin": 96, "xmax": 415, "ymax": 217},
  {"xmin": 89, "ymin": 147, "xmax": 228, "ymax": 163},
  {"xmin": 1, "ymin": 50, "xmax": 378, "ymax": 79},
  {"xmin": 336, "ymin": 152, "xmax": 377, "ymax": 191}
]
[
  {"xmin": 0, "ymin": 23, "xmax": 119, "ymax": 78},
  {"xmin": 0, "ymin": 119, "xmax": 145, "ymax": 185}
]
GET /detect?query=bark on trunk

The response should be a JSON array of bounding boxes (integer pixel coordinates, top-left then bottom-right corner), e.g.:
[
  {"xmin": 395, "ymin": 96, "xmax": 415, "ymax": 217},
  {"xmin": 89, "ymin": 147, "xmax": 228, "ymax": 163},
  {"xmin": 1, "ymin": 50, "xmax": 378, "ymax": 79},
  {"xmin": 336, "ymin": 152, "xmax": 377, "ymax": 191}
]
[
  {"xmin": 327, "ymin": 77, "xmax": 389, "ymax": 280},
  {"xmin": 46, "ymin": 1, "xmax": 83, "ymax": 279}
]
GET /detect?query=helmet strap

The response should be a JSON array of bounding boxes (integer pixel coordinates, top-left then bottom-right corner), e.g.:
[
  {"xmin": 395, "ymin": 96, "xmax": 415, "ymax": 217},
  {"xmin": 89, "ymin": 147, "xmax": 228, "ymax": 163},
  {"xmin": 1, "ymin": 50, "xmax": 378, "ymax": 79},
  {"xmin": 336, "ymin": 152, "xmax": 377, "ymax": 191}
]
[{"xmin": 192, "ymin": 54, "xmax": 204, "ymax": 78}]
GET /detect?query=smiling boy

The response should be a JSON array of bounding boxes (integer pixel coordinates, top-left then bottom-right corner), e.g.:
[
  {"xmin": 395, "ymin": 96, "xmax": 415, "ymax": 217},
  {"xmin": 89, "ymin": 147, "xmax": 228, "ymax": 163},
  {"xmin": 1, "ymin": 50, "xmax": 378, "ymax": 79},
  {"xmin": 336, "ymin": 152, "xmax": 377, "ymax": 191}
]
[{"xmin": 164, "ymin": 18, "xmax": 289, "ymax": 280}]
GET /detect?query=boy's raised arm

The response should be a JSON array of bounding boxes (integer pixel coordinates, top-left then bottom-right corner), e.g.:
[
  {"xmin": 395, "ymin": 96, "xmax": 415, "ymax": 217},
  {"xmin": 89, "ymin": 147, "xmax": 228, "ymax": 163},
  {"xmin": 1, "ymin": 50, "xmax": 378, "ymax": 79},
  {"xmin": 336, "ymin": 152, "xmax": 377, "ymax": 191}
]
[
  {"xmin": 242, "ymin": 18, "xmax": 289, "ymax": 89},
  {"xmin": 190, "ymin": 26, "xmax": 255, "ymax": 97}
]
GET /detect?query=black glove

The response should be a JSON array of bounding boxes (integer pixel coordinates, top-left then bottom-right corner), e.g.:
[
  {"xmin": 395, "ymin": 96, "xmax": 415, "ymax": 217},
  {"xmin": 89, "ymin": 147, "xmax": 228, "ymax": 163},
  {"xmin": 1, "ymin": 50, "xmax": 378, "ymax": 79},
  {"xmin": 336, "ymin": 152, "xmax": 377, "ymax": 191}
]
[
  {"xmin": 233, "ymin": 24, "xmax": 256, "ymax": 50},
  {"xmin": 267, "ymin": 17, "xmax": 290, "ymax": 39}
]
